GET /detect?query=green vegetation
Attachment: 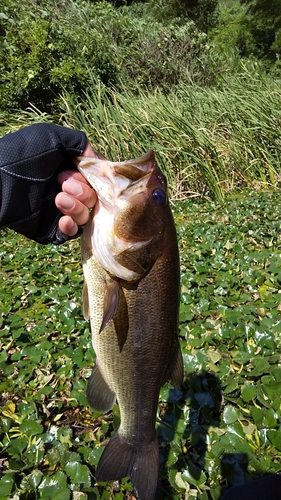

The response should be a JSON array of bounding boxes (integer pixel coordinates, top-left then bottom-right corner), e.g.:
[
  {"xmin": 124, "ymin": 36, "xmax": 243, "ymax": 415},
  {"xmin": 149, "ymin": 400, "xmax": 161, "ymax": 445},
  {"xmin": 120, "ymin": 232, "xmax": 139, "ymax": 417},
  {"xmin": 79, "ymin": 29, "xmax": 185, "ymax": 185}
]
[
  {"xmin": 209, "ymin": 0, "xmax": 281, "ymax": 63},
  {"xmin": 0, "ymin": 0, "xmax": 213, "ymax": 112},
  {"xmin": 1, "ymin": 0, "xmax": 280, "ymax": 113},
  {"xmin": 59, "ymin": 71, "xmax": 281, "ymax": 199},
  {"xmin": 1, "ymin": 191, "xmax": 281, "ymax": 499},
  {"xmin": 1, "ymin": 0, "xmax": 281, "ymax": 498},
  {"xmin": 1, "ymin": 0, "xmax": 281, "ymax": 198},
  {"xmin": 8, "ymin": 68, "xmax": 280, "ymax": 200}
]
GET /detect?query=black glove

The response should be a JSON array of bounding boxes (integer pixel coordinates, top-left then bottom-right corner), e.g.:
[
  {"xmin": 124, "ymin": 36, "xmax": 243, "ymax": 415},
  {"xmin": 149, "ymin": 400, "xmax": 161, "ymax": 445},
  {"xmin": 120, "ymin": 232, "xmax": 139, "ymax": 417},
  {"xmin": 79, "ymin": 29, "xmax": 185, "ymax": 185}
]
[{"xmin": 0, "ymin": 123, "xmax": 87, "ymax": 244}]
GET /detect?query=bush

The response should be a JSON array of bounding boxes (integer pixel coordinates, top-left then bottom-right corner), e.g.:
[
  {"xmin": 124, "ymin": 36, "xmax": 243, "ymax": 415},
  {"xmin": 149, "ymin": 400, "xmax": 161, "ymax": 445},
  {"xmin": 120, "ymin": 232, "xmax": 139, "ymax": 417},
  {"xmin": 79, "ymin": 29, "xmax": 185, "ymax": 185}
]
[
  {"xmin": 116, "ymin": 19, "xmax": 214, "ymax": 89},
  {"xmin": 0, "ymin": 0, "xmax": 216, "ymax": 112},
  {"xmin": 0, "ymin": 0, "xmax": 119, "ymax": 112},
  {"xmin": 148, "ymin": 0, "xmax": 219, "ymax": 32},
  {"xmin": 85, "ymin": 3, "xmax": 215, "ymax": 89}
]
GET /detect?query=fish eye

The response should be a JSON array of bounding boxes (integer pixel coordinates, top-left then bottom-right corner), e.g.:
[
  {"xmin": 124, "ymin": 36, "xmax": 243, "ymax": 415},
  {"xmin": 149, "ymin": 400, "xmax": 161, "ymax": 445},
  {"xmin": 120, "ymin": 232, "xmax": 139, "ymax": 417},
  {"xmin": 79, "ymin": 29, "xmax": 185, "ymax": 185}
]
[{"xmin": 152, "ymin": 189, "xmax": 166, "ymax": 205}]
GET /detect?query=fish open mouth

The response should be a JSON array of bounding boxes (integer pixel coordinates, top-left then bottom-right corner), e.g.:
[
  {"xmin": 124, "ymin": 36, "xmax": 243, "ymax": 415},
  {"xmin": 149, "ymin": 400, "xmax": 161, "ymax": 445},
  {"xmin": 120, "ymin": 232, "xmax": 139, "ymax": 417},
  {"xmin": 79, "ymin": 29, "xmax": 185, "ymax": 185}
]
[
  {"xmin": 77, "ymin": 149, "xmax": 155, "ymax": 181},
  {"xmin": 77, "ymin": 149, "xmax": 164, "ymax": 205},
  {"xmin": 78, "ymin": 149, "xmax": 168, "ymax": 282}
]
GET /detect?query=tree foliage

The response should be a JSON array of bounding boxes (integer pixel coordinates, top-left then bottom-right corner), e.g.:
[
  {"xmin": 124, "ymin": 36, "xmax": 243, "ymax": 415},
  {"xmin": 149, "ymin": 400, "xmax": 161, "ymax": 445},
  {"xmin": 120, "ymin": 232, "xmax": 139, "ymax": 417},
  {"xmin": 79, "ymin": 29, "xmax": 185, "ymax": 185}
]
[
  {"xmin": 240, "ymin": 0, "xmax": 281, "ymax": 59},
  {"xmin": 0, "ymin": 0, "xmax": 281, "ymax": 113},
  {"xmin": 210, "ymin": 0, "xmax": 281, "ymax": 65},
  {"xmin": 148, "ymin": 0, "xmax": 219, "ymax": 31},
  {"xmin": 0, "ymin": 0, "xmax": 119, "ymax": 112},
  {"xmin": 0, "ymin": 0, "xmax": 214, "ymax": 112}
]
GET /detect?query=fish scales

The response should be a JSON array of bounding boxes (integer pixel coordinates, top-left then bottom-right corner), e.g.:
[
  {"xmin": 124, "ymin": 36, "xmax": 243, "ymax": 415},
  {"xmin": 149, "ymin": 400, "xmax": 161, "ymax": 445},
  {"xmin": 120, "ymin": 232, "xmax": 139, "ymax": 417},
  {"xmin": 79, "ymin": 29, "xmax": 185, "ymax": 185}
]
[{"xmin": 78, "ymin": 150, "xmax": 183, "ymax": 500}]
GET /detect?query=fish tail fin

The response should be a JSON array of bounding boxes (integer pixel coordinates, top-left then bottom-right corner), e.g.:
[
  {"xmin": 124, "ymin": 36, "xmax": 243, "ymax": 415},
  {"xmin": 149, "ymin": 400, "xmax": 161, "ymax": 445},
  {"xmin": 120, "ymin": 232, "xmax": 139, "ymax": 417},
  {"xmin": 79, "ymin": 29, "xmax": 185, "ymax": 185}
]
[{"xmin": 96, "ymin": 432, "xmax": 159, "ymax": 500}]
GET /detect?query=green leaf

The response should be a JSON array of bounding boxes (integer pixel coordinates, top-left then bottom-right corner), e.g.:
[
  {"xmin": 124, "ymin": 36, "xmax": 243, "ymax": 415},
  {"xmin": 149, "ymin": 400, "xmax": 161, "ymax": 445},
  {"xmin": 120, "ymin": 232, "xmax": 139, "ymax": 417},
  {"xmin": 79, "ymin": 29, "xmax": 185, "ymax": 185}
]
[
  {"xmin": 174, "ymin": 471, "xmax": 189, "ymax": 491},
  {"xmin": 264, "ymin": 408, "xmax": 278, "ymax": 428},
  {"xmin": 0, "ymin": 474, "xmax": 15, "ymax": 497},
  {"xmin": 268, "ymin": 430, "xmax": 281, "ymax": 451},
  {"xmin": 58, "ymin": 427, "xmax": 73, "ymax": 446},
  {"xmin": 223, "ymin": 405, "xmax": 240, "ymax": 425},
  {"xmin": 1, "ymin": 417, "xmax": 12, "ymax": 432},
  {"xmin": 64, "ymin": 462, "xmax": 91, "ymax": 487},
  {"xmin": 28, "ymin": 469, "xmax": 44, "ymax": 489},
  {"xmin": 19, "ymin": 419, "xmax": 43, "ymax": 437},
  {"xmin": 241, "ymin": 385, "xmax": 256, "ymax": 402},
  {"xmin": 0, "ymin": 350, "xmax": 8, "ymax": 363},
  {"xmin": 7, "ymin": 436, "xmax": 28, "ymax": 454},
  {"xmin": 39, "ymin": 471, "xmax": 70, "ymax": 500},
  {"xmin": 251, "ymin": 406, "xmax": 264, "ymax": 425},
  {"xmin": 182, "ymin": 466, "xmax": 207, "ymax": 486},
  {"xmin": 262, "ymin": 379, "xmax": 281, "ymax": 400}
]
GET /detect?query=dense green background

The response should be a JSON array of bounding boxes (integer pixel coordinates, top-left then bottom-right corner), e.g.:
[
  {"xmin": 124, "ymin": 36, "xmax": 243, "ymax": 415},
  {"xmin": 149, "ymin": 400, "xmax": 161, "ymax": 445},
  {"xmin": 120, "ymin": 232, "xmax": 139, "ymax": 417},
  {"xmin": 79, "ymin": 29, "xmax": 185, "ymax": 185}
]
[
  {"xmin": 1, "ymin": 192, "xmax": 281, "ymax": 499},
  {"xmin": 1, "ymin": 0, "xmax": 281, "ymax": 113},
  {"xmin": 1, "ymin": 0, "xmax": 281, "ymax": 498}
]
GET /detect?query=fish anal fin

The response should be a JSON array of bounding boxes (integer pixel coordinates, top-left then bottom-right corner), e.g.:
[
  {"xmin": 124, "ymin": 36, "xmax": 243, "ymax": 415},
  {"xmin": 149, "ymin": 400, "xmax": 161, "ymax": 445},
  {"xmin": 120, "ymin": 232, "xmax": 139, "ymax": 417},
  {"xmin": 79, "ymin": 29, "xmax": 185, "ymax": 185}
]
[
  {"xmin": 167, "ymin": 344, "xmax": 184, "ymax": 389},
  {"xmin": 99, "ymin": 279, "xmax": 120, "ymax": 333},
  {"xmin": 86, "ymin": 364, "xmax": 116, "ymax": 412},
  {"xmin": 96, "ymin": 432, "xmax": 159, "ymax": 500},
  {"xmin": 82, "ymin": 281, "xmax": 90, "ymax": 321}
]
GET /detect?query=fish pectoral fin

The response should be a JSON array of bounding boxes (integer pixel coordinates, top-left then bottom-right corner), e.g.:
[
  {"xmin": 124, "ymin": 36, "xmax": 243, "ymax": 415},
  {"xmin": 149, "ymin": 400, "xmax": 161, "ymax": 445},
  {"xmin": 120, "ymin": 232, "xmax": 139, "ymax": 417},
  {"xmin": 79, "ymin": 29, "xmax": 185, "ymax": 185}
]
[
  {"xmin": 96, "ymin": 432, "xmax": 159, "ymax": 500},
  {"xmin": 82, "ymin": 281, "xmax": 90, "ymax": 321},
  {"xmin": 113, "ymin": 287, "xmax": 129, "ymax": 353},
  {"xmin": 86, "ymin": 364, "xmax": 116, "ymax": 412},
  {"xmin": 99, "ymin": 279, "xmax": 120, "ymax": 333}
]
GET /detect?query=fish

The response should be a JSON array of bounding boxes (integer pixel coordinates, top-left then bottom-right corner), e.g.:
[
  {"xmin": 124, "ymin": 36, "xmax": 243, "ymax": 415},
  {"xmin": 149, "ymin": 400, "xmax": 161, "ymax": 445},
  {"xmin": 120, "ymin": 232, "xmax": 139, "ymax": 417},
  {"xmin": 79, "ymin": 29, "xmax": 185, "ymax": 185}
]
[{"xmin": 77, "ymin": 149, "xmax": 183, "ymax": 500}]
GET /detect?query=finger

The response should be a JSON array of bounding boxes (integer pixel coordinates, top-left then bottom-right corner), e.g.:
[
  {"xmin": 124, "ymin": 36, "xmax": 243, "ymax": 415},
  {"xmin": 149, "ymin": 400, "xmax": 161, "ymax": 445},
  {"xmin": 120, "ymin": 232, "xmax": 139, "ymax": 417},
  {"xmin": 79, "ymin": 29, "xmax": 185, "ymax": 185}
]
[
  {"xmin": 58, "ymin": 215, "xmax": 78, "ymax": 237},
  {"xmin": 61, "ymin": 178, "xmax": 96, "ymax": 209},
  {"xmin": 55, "ymin": 193, "xmax": 91, "ymax": 227},
  {"xmin": 57, "ymin": 170, "xmax": 90, "ymax": 186}
]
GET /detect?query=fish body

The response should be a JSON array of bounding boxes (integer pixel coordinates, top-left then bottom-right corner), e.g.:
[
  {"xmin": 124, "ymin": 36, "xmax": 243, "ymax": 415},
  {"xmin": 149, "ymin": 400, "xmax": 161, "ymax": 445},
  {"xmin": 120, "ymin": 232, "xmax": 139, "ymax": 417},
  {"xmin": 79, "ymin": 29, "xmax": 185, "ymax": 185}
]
[{"xmin": 78, "ymin": 150, "xmax": 183, "ymax": 500}]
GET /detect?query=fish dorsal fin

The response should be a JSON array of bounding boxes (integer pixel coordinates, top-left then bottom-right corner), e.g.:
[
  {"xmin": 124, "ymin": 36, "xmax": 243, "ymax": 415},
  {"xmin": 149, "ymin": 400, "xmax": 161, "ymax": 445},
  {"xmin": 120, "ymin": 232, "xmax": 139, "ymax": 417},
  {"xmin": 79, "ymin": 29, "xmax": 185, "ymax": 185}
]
[
  {"xmin": 82, "ymin": 281, "xmax": 90, "ymax": 321},
  {"xmin": 99, "ymin": 279, "xmax": 120, "ymax": 333}
]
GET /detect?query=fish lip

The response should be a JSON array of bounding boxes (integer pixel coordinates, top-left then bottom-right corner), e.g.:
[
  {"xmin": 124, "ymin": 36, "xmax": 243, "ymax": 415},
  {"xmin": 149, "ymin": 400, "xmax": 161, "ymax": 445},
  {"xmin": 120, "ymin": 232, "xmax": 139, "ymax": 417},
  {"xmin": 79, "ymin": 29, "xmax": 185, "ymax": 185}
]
[
  {"xmin": 111, "ymin": 149, "xmax": 155, "ymax": 172},
  {"xmin": 77, "ymin": 150, "xmax": 156, "ymax": 184}
]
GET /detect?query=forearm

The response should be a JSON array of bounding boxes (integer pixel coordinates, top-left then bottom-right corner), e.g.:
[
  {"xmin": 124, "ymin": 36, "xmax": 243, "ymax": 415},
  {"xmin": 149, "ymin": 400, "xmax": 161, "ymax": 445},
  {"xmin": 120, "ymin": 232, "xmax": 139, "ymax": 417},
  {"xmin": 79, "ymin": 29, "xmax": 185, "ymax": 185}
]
[{"xmin": 0, "ymin": 123, "xmax": 88, "ymax": 244}]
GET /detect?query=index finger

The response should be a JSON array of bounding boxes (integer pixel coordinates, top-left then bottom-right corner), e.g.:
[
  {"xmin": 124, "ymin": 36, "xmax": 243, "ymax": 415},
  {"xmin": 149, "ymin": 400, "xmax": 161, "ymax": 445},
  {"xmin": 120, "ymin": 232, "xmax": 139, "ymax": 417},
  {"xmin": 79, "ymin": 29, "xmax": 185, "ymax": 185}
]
[{"xmin": 57, "ymin": 170, "xmax": 90, "ymax": 186}]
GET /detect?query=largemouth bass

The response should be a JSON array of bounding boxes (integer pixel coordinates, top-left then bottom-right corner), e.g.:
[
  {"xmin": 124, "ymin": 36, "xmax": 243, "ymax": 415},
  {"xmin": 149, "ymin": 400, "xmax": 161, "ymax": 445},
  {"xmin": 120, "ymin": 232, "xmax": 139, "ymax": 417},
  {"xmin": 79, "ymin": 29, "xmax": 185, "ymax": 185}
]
[{"xmin": 78, "ymin": 150, "xmax": 183, "ymax": 500}]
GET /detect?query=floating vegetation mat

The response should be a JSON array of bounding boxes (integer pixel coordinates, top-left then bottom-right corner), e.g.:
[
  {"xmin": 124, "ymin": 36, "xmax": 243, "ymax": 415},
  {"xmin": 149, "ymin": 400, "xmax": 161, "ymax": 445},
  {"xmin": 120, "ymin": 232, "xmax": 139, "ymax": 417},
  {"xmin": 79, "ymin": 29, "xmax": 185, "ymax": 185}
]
[{"xmin": 1, "ymin": 190, "xmax": 281, "ymax": 499}]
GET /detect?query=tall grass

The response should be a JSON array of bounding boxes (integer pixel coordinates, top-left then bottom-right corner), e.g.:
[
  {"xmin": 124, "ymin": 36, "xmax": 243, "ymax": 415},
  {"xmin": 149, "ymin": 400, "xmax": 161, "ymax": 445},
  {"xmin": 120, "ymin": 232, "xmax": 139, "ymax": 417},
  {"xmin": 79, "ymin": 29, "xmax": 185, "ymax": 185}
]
[
  {"xmin": 58, "ymin": 70, "xmax": 281, "ymax": 199},
  {"xmin": 2, "ymin": 67, "xmax": 281, "ymax": 200}
]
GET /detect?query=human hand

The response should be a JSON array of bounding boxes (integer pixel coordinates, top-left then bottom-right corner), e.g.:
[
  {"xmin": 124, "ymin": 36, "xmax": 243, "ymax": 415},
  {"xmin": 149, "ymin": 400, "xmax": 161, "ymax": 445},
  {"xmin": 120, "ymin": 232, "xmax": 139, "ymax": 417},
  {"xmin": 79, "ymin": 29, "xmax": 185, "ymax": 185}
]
[{"xmin": 55, "ymin": 142, "xmax": 98, "ymax": 237}]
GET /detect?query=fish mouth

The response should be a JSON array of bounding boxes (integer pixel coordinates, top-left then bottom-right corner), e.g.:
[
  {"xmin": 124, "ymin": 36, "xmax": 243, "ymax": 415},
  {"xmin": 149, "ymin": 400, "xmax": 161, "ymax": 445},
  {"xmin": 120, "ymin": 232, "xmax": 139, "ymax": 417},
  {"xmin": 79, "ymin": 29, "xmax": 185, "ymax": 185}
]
[
  {"xmin": 77, "ymin": 149, "xmax": 164, "ymax": 205},
  {"xmin": 113, "ymin": 149, "xmax": 156, "ymax": 179},
  {"xmin": 77, "ymin": 150, "xmax": 155, "ymax": 178},
  {"xmin": 78, "ymin": 150, "xmax": 167, "ymax": 282}
]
